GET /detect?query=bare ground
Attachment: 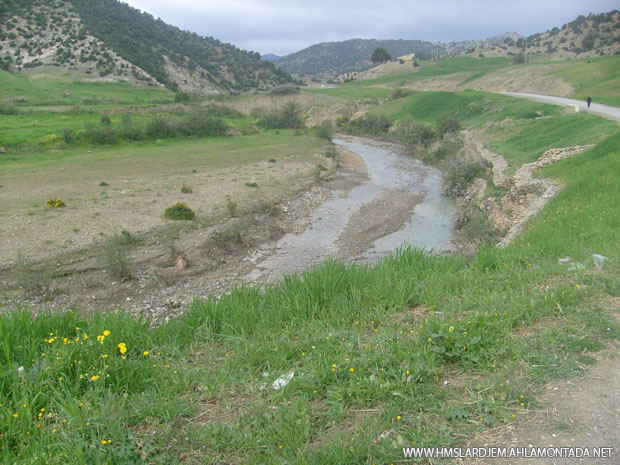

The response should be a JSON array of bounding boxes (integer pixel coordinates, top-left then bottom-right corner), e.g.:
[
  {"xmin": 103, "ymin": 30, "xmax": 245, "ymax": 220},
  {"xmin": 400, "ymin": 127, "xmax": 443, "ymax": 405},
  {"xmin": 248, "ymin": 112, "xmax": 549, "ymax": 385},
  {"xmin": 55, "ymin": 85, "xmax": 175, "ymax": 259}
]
[{"xmin": 0, "ymin": 148, "xmax": 375, "ymax": 321}]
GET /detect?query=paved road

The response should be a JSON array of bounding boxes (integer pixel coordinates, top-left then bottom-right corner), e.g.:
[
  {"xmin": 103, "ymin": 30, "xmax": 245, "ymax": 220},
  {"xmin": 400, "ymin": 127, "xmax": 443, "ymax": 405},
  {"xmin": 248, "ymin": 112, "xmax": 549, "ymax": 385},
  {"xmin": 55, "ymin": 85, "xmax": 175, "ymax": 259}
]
[{"xmin": 499, "ymin": 92, "xmax": 620, "ymax": 122}]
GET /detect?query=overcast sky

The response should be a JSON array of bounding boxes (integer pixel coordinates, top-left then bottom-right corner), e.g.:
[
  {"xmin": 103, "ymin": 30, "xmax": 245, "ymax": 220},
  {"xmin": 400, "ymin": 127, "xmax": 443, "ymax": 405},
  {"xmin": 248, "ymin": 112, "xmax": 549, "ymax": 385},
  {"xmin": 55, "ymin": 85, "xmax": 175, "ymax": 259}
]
[{"xmin": 122, "ymin": 0, "xmax": 618, "ymax": 56}]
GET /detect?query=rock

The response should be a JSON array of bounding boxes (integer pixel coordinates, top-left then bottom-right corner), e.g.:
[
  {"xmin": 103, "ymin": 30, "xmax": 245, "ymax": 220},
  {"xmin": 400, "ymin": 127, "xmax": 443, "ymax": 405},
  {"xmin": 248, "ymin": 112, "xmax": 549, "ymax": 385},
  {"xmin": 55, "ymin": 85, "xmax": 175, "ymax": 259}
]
[
  {"xmin": 593, "ymin": 254, "xmax": 608, "ymax": 270},
  {"xmin": 558, "ymin": 256, "xmax": 572, "ymax": 264}
]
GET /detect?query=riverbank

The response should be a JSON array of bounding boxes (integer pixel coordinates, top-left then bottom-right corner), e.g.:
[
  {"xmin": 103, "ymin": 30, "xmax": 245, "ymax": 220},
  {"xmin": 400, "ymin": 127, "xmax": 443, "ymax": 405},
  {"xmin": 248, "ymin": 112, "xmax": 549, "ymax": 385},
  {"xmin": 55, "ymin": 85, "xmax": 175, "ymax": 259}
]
[{"xmin": 2, "ymin": 92, "xmax": 619, "ymax": 465}]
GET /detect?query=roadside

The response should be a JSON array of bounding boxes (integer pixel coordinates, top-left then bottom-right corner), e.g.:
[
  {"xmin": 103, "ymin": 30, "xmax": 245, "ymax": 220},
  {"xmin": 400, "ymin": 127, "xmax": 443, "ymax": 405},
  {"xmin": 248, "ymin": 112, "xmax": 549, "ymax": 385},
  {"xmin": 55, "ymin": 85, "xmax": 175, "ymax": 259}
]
[
  {"xmin": 498, "ymin": 91, "xmax": 620, "ymax": 122},
  {"xmin": 461, "ymin": 337, "xmax": 620, "ymax": 465}
]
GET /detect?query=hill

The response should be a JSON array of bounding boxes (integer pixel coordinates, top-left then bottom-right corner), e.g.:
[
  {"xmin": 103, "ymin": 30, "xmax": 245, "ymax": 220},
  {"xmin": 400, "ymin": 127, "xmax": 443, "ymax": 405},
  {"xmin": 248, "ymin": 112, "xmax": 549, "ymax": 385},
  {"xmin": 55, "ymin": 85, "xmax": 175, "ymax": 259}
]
[
  {"xmin": 0, "ymin": 0, "xmax": 292, "ymax": 93},
  {"xmin": 261, "ymin": 54, "xmax": 281, "ymax": 62},
  {"xmin": 456, "ymin": 11, "xmax": 620, "ymax": 61},
  {"xmin": 275, "ymin": 11, "xmax": 619, "ymax": 79},
  {"xmin": 274, "ymin": 38, "xmax": 445, "ymax": 77}
]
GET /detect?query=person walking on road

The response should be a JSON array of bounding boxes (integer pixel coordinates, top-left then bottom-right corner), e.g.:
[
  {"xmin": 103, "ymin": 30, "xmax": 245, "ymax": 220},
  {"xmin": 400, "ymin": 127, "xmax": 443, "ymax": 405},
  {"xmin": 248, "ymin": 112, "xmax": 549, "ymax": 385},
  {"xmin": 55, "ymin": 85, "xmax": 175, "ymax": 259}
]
[{"xmin": 587, "ymin": 96, "xmax": 592, "ymax": 108}]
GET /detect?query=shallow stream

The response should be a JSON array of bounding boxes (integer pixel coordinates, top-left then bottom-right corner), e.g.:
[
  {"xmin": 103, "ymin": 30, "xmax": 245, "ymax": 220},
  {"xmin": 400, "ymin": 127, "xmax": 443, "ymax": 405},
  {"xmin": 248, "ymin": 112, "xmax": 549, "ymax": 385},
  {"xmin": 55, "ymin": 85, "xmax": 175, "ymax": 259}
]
[{"xmin": 249, "ymin": 138, "xmax": 455, "ymax": 280}]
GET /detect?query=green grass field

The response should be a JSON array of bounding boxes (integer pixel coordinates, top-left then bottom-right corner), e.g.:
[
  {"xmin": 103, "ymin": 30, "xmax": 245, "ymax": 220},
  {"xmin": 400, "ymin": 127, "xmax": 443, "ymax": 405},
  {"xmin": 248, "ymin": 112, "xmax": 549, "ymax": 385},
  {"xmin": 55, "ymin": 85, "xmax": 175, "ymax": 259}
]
[
  {"xmin": 553, "ymin": 56, "xmax": 620, "ymax": 107},
  {"xmin": 0, "ymin": 70, "xmax": 174, "ymax": 106},
  {"xmin": 2, "ymin": 84, "xmax": 619, "ymax": 464}
]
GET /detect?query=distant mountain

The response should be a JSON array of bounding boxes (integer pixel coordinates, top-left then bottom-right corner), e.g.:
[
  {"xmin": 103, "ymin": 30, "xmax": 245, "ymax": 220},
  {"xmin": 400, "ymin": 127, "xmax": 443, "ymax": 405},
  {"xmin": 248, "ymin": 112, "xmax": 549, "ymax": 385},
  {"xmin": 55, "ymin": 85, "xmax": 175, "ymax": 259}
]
[
  {"xmin": 261, "ymin": 54, "xmax": 281, "ymax": 62},
  {"xmin": 275, "ymin": 39, "xmax": 445, "ymax": 77},
  {"xmin": 0, "ymin": 0, "xmax": 293, "ymax": 93}
]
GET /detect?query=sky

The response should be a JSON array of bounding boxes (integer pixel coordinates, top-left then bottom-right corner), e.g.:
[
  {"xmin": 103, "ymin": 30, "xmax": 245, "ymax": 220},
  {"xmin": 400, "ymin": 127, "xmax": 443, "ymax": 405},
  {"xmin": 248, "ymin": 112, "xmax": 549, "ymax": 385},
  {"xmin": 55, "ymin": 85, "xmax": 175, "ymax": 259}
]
[{"xmin": 122, "ymin": 0, "xmax": 619, "ymax": 56}]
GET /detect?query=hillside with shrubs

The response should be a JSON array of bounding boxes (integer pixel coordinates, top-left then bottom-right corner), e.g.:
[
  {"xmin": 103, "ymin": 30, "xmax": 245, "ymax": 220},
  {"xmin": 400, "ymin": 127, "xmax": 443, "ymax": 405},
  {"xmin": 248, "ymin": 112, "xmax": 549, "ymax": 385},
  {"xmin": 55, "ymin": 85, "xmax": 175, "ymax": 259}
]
[{"xmin": 0, "ymin": 0, "xmax": 293, "ymax": 93}]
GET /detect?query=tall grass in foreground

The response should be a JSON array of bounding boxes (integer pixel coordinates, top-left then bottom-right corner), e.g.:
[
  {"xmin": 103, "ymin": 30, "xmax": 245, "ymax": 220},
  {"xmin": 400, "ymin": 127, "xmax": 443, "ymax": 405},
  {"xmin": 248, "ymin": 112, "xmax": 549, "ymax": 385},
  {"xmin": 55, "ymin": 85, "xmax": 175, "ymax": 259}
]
[{"xmin": 1, "ymin": 127, "xmax": 619, "ymax": 463}]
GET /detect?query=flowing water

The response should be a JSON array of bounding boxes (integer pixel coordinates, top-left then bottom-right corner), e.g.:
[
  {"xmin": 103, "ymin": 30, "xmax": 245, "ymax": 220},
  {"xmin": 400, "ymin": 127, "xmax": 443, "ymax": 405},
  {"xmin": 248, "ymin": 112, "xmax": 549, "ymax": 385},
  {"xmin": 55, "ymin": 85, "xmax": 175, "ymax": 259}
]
[{"xmin": 248, "ymin": 138, "xmax": 455, "ymax": 280}]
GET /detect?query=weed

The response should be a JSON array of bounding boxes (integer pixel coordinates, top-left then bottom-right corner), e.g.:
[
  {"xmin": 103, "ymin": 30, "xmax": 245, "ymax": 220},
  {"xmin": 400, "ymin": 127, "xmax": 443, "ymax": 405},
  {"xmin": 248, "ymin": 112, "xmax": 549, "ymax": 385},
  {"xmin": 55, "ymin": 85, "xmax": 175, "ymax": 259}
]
[
  {"xmin": 97, "ymin": 233, "xmax": 133, "ymax": 280},
  {"xmin": 324, "ymin": 146, "xmax": 338, "ymax": 159},
  {"xmin": 207, "ymin": 219, "xmax": 250, "ymax": 252},
  {"xmin": 226, "ymin": 199, "xmax": 238, "ymax": 217},
  {"xmin": 314, "ymin": 121, "xmax": 334, "ymax": 140},
  {"xmin": 163, "ymin": 202, "xmax": 196, "ymax": 221},
  {"xmin": 15, "ymin": 252, "xmax": 53, "ymax": 296}
]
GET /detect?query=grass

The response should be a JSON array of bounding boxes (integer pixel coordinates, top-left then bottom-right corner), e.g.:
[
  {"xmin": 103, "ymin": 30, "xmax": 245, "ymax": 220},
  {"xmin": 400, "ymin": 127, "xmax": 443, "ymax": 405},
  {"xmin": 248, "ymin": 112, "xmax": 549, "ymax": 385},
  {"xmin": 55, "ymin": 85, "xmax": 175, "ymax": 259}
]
[
  {"xmin": 485, "ymin": 112, "xmax": 619, "ymax": 168},
  {"xmin": 0, "ymin": 131, "xmax": 321, "ymax": 177},
  {"xmin": 2, "ymin": 89, "xmax": 619, "ymax": 463},
  {"xmin": 0, "ymin": 69, "xmax": 173, "ymax": 106},
  {"xmin": 375, "ymin": 90, "xmax": 562, "ymax": 125},
  {"xmin": 552, "ymin": 56, "xmax": 620, "ymax": 107}
]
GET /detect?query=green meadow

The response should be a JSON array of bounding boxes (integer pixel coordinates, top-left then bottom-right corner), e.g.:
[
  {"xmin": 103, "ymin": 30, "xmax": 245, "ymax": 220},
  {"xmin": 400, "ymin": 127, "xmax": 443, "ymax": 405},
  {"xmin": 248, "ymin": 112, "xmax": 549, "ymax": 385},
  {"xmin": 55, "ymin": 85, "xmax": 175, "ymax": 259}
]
[{"xmin": 2, "ymin": 65, "xmax": 619, "ymax": 464}]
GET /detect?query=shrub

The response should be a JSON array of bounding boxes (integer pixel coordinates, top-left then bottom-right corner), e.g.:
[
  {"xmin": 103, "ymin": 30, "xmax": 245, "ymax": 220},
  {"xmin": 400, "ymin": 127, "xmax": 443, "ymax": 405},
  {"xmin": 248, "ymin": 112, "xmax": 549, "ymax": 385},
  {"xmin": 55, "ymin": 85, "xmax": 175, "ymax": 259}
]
[
  {"xmin": 459, "ymin": 205, "xmax": 497, "ymax": 246},
  {"xmin": 83, "ymin": 124, "xmax": 117, "ymax": 145},
  {"xmin": 0, "ymin": 103, "xmax": 19, "ymax": 115},
  {"xmin": 207, "ymin": 219, "xmax": 250, "ymax": 252},
  {"xmin": 163, "ymin": 202, "xmax": 195, "ymax": 220},
  {"xmin": 314, "ymin": 120, "xmax": 334, "ymax": 140},
  {"xmin": 226, "ymin": 199, "xmax": 238, "ymax": 217},
  {"xmin": 184, "ymin": 109, "xmax": 229, "ymax": 137},
  {"xmin": 46, "ymin": 198, "xmax": 66, "ymax": 208},
  {"xmin": 443, "ymin": 157, "xmax": 486, "ymax": 196},
  {"xmin": 437, "ymin": 116, "xmax": 460, "ymax": 137},
  {"xmin": 146, "ymin": 116, "xmax": 176, "ymax": 139},
  {"xmin": 268, "ymin": 85, "xmax": 298, "ymax": 96},
  {"xmin": 174, "ymin": 91, "xmax": 191, "ymax": 103},
  {"xmin": 347, "ymin": 113, "xmax": 391, "ymax": 136},
  {"xmin": 62, "ymin": 128, "xmax": 74, "ymax": 143},
  {"xmin": 117, "ymin": 122, "xmax": 144, "ymax": 140},
  {"xmin": 98, "ymin": 233, "xmax": 132, "ymax": 280},
  {"xmin": 16, "ymin": 252, "xmax": 53, "ymax": 296},
  {"xmin": 324, "ymin": 146, "xmax": 338, "ymax": 159},
  {"xmin": 426, "ymin": 136, "xmax": 463, "ymax": 162},
  {"xmin": 100, "ymin": 115, "xmax": 111, "ymax": 125},
  {"xmin": 393, "ymin": 117, "xmax": 435, "ymax": 149},
  {"xmin": 258, "ymin": 102, "xmax": 303, "ymax": 129},
  {"xmin": 391, "ymin": 89, "xmax": 411, "ymax": 100}
]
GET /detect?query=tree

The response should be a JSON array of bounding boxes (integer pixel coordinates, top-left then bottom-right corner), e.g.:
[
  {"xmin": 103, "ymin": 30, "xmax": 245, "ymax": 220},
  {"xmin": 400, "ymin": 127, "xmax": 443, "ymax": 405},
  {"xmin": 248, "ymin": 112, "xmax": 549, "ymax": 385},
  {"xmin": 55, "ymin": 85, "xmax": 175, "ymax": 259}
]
[{"xmin": 371, "ymin": 47, "xmax": 391, "ymax": 64}]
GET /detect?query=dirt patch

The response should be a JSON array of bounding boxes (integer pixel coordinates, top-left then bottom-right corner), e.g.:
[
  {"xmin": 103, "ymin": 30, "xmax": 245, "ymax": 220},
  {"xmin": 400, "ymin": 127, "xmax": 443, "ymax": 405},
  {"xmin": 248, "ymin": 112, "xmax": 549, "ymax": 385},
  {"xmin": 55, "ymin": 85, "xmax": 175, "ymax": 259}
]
[
  {"xmin": 336, "ymin": 189, "xmax": 423, "ymax": 256},
  {"xmin": 0, "ymin": 145, "xmax": 369, "ymax": 320},
  {"xmin": 460, "ymin": 351, "xmax": 620, "ymax": 465}
]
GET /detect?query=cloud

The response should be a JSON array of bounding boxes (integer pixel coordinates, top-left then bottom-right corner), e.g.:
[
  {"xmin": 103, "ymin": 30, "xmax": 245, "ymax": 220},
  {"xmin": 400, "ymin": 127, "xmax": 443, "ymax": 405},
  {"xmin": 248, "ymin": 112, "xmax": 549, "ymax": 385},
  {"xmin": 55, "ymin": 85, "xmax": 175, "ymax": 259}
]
[{"xmin": 122, "ymin": 0, "xmax": 619, "ymax": 55}]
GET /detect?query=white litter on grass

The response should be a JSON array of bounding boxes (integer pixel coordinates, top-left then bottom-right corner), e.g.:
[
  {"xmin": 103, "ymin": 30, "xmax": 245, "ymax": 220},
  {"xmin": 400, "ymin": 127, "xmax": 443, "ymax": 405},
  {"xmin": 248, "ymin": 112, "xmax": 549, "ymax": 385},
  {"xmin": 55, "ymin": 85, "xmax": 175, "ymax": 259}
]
[
  {"xmin": 593, "ymin": 254, "xmax": 608, "ymax": 270},
  {"xmin": 272, "ymin": 371, "xmax": 294, "ymax": 390}
]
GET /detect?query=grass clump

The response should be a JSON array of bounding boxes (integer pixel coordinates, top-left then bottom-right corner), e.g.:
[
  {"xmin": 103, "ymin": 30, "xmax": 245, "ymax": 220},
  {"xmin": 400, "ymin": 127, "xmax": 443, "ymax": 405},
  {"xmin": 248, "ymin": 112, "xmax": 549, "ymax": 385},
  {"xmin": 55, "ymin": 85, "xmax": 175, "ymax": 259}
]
[
  {"xmin": 46, "ymin": 198, "xmax": 66, "ymax": 208},
  {"xmin": 181, "ymin": 184, "xmax": 193, "ymax": 194},
  {"xmin": 98, "ymin": 233, "xmax": 132, "ymax": 281},
  {"xmin": 314, "ymin": 120, "xmax": 334, "ymax": 140},
  {"xmin": 207, "ymin": 219, "xmax": 250, "ymax": 252},
  {"xmin": 163, "ymin": 202, "xmax": 195, "ymax": 221},
  {"xmin": 324, "ymin": 146, "xmax": 338, "ymax": 159},
  {"xmin": 245, "ymin": 182, "xmax": 259, "ymax": 188},
  {"xmin": 15, "ymin": 252, "xmax": 54, "ymax": 296}
]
